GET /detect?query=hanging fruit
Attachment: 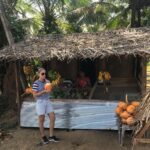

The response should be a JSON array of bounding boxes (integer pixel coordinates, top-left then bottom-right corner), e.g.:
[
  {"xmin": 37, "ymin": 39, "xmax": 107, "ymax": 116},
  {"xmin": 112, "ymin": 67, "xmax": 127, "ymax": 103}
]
[
  {"xmin": 98, "ymin": 71, "xmax": 111, "ymax": 81},
  {"xmin": 98, "ymin": 72, "xmax": 103, "ymax": 81},
  {"xmin": 23, "ymin": 65, "xmax": 32, "ymax": 75},
  {"xmin": 104, "ymin": 72, "xmax": 111, "ymax": 80},
  {"xmin": 48, "ymin": 70, "xmax": 61, "ymax": 87},
  {"xmin": 25, "ymin": 87, "xmax": 33, "ymax": 94}
]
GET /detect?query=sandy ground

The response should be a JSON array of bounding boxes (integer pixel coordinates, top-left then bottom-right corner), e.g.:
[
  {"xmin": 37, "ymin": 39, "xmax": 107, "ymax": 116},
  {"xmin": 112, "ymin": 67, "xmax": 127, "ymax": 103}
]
[
  {"xmin": 0, "ymin": 110, "xmax": 150, "ymax": 150},
  {"xmin": 0, "ymin": 128, "xmax": 150, "ymax": 150}
]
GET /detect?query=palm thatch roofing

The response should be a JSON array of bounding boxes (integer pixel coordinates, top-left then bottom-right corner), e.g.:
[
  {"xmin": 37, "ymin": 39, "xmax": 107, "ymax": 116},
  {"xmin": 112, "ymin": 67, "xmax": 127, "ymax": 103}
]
[{"xmin": 0, "ymin": 27, "xmax": 150, "ymax": 61}]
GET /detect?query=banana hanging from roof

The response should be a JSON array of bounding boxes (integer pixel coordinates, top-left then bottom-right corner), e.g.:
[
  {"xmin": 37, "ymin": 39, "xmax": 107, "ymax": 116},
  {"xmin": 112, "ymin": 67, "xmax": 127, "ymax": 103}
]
[{"xmin": 98, "ymin": 71, "xmax": 111, "ymax": 81}]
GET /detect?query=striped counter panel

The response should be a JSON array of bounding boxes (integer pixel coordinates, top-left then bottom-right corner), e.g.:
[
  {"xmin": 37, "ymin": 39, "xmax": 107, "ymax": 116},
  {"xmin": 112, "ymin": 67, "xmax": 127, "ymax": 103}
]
[{"xmin": 20, "ymin": 100, "xmax": 118, "ymax": 130}]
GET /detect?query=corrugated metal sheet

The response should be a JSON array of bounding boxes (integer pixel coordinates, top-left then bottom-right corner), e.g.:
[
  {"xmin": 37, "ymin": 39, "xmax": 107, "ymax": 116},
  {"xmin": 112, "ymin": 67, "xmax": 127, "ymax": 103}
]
[{"xmin": 20, "ymin": 100, "xmax": 118, "ymax": 130}]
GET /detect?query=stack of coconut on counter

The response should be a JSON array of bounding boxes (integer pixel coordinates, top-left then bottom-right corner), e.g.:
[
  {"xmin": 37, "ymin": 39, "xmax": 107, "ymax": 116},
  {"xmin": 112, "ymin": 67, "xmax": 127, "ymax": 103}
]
[{"xmin": 115, "ymin": 95, "xmax": 140, "ymax": 126}]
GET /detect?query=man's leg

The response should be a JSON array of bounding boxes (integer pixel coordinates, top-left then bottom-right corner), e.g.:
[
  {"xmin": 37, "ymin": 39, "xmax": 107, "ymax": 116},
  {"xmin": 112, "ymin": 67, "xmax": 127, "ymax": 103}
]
[
  {"xmin": 38, "ymin": 115, "xmax": 49, "ymax": 144},
  {"xmin": 38, "ymin": 115, "xmax": 45, "ymax": 137},
  {"xmin": 49, "ymin": 112, "xmax": 55, "ymax": 137},
  {"xmin": 48, "ymin": 112, "xmax": 59, "ymax": 142}
]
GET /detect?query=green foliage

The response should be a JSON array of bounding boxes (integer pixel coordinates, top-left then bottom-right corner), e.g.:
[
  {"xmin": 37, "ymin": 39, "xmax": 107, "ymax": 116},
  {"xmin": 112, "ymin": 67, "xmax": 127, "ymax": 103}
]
[
  {"xmin": 64, "ymin": 0, "xmax": 130, "ymax": 32},
  {"xmin": 0, "ymin": 0, "xmax": 27, "ymax": 43},
  {"xmin": 1, "ymin": 0, "xmax": 150, "ymax": 40},
  {"xmin": 15, "ymin": 0, "xmax": 43, "ymax": 34},
  {"xmin": 51, "ymin": 86, "xmax": 82, "ymax": 99},
  {"xmin": 9, "ymin": 16, "xmax": 26, "ymax": 42},
  {"xmin": 48, "ymin": 70, "xmax": 58, "ymax": 81},
  {"xmin": 142, "ymin": 7, "xmax": 150, "ymax": 26},
  {"xmin": 28, "ymin": 0, "xmax": 65, "ymax": 34}
]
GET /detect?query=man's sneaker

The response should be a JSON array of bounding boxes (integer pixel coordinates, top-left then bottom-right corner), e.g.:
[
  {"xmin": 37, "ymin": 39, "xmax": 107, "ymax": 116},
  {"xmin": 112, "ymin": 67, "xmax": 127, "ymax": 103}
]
[
  {"xmin": 48, "ymin": 136, "xmax": 60, "ymax": 142},
  {"xmin": 41, "ymin": 136, "xmax": 49, "ymax": 144}
]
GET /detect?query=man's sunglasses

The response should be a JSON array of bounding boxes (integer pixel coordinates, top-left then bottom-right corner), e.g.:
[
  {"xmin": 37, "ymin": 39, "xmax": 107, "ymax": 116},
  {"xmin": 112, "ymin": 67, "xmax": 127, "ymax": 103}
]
[{"xmin": 41, "ymin": 73, "xmax": 46, "ymax": 76}]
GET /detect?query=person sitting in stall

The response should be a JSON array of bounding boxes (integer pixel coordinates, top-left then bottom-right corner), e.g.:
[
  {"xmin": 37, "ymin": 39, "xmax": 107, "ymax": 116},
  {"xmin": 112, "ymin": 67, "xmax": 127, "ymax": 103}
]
[{"xmin": 76, "ymin": 71, "xmax": 91, "ymax": 98}]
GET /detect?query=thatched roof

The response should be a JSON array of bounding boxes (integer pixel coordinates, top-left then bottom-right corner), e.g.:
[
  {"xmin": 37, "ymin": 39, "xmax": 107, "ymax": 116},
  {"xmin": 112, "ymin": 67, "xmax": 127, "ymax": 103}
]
[{"xmin": 0, "ymin": 27, "xmax": 150, "ymax": 61}]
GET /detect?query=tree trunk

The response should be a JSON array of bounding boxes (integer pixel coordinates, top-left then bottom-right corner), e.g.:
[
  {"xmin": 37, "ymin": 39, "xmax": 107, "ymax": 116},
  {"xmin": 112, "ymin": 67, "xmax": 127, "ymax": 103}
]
[
  {"xmin": 137, "ymin": 8, "xmax": 141, "ymax": 27},
  {"xmin": 0, "ymin": 10, "xmax": 14, "ymax": 46},
  {"xmin": 3, "ymin": 63, "xmax": 17, "ymax": 108},
  {"xmin": 130, "ymin": 0, "xmax": 141, "ymax": 27},
  {"xmin": 131, "ymin": 8, "xmax": 136, "ymax": 27}
]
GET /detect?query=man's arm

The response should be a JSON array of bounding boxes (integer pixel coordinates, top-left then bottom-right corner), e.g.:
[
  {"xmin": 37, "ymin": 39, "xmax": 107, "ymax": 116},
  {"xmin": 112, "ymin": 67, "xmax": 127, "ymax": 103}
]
[{"xmin": 32, "ymin": 90, "xmax": 46, "ymax": 97}]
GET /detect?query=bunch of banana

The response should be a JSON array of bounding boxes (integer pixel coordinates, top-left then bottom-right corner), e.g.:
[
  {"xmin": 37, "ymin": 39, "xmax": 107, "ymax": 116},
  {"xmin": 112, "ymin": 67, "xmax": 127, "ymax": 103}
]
[
  {"xmin": 98, "ymin": 72, "xmax": 103, "ymax": 81},
  {"xmin": 23, "ymin": 65, "xmax": 32, "ymax": 75},
  {"xmin": 104, "ymin": 72, "xmax": 111, "ymax": 81},
  {"xmin": 57, "ymin": 73, "xmax": 61, "ymax": 80},
  {"xmin": 98, "ymin": 71, "xmax": 111, "ymax": 81},
  {"xmin": 51, "ymin": 73, "xmax": 61, "ymax": 87}
]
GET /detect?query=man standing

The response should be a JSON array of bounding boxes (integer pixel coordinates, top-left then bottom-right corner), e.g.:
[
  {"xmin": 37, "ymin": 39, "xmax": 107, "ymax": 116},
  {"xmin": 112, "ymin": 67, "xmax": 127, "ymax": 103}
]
[{"xmin": 32, "ymin": 68, "xmax": 59, "ymax": 144}]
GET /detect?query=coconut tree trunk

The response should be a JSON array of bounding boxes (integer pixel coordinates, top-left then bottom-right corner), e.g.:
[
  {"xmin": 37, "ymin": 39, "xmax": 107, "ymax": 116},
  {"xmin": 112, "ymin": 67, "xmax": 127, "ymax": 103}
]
[
  {"xmin": 0, "ymin": 8, "xmax": 14, "ymax": 46},
  {"xmin": 3, "ymin": 63, "xmax": 17, "ymax": 107},
  {"xmin": 0, "ymin": 4, "xmax": 21, "ymax": 124},
  {"xmin": 130, "ymin": 0, "xmax": 141, "ymax": 27},
  {"xmin": 131, "ymin": 8, "xmax": 136, "ymax": 27},
  {"xmin": 137, "ymin": 8, "xmax": 141, "ymax": 27}
]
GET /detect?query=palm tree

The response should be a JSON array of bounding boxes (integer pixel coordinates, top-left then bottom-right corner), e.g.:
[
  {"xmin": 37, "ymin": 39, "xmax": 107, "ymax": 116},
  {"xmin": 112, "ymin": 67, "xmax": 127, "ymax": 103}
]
[
  {"xmin": 63, "ymin": 0, "xmax": 150, "ymax": 32},
  {"xmin": 129, "ymin": 0, "xmax": 150, "ymax": 27},
  {"xmin": 29, "ymin": 0, "xmax": 65, "ymax": 34},
  {"xmin": 62, "ymin": 0, "xmax": 129, "ymax": 32}
]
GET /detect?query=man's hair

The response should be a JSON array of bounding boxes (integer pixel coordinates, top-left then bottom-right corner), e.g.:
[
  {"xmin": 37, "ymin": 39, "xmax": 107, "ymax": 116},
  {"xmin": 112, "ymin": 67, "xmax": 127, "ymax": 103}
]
[{"xmin": 37, "ymin": 67, "xmax": 45, "ymax": 74}]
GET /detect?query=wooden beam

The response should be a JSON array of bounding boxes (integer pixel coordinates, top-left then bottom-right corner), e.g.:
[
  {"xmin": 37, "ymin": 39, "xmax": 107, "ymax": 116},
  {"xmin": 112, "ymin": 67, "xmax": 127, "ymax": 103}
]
[
  {"xmin": 88, "ymin": 81, "xmax": 97, "ymax": 99},
  {"xmin": 141, "ymin": 58, "xmax": 146, "ymax": 95},
  {"xmin": 134, "ymin": 138, "xmax": 150, "ymax": 144}
]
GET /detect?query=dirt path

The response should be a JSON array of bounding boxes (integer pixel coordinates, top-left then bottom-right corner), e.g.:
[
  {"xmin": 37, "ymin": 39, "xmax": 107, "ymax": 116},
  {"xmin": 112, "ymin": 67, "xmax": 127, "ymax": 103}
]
[{"xmin": 0, "ymin": 128, "xmax": 149, "ymax": 150}]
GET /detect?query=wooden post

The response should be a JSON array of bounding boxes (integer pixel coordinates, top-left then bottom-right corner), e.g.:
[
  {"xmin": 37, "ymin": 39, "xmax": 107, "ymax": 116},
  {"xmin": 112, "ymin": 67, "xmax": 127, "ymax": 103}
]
[
  {"xmin": 15, "ymin": 61, "xmax": 21, "ymax": 125},
  {"xmin": 133, "ymin": 120, "xmax": 150, "ymax": 149},
  {"xmin": 141, "ymin": 57, "xmax": 146, "ymax": 95},
  {"xmin": 137, "ymin": 56, "xmax": 146, "ymax": 95},
  {"xmin": 135, "ymin": 120, "xmax": 150, "ymax": 139},
  {"xmin": 88, "ymin": 81, "xmax": 97, "ymax": 99},
  {"xmin": 102, "ymin": 58, "xmax": 106, "ymax": 71}
]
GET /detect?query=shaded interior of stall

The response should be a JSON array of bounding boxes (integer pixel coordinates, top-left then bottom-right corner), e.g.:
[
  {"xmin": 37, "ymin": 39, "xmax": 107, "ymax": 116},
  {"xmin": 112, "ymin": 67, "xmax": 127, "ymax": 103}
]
[{"xmin": 40, "ymin": 55, "xmax": 146, "ymax": 101}]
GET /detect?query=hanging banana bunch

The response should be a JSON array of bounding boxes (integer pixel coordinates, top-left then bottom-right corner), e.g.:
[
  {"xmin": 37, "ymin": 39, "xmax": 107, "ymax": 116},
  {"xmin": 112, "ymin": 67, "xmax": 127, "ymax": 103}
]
[
  {"xmin": 48, "ymin": 70, "xmax": 61, "ymax": 87},
  {"xmin": 104, "ymin": 72, "xmax": 111, "ymax": 81},
  {"xmin": 98, "ymin": 72, "xmax": 103, "ymax": 81},
  {"xmin": 23, "ymin": 64, "xmax": 33, "ymax": 87},
  {"xmin": 98, "ymin": 71, "xmax": 111, "ymax": 81},
  {"xmin": 23, "ymin": 65, "xmax": 32, "ymax": 75}
]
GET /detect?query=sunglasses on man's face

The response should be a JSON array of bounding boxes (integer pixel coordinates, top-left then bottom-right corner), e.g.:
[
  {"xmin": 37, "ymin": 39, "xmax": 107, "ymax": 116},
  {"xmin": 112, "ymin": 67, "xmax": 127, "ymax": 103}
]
[{"xmin": 41, "ymin": 72, "xmax": 46, "ymax": 76}]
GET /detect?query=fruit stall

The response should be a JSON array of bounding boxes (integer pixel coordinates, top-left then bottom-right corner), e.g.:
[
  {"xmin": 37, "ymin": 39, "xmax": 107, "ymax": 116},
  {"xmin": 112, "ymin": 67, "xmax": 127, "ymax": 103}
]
[{"xmin": 0, "ymin": 28, "xmax": 150, "ymax": 130}]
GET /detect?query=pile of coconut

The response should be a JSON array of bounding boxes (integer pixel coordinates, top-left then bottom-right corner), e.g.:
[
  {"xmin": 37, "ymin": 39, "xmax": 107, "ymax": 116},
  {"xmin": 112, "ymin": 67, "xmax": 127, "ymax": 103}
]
[{"xmin": 115, "ymin": 95, "xmax": 140, "ymax": 126}]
